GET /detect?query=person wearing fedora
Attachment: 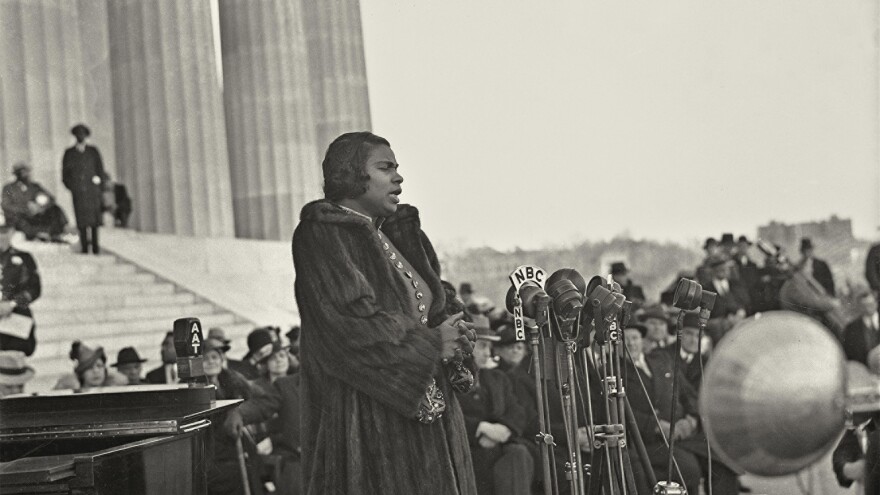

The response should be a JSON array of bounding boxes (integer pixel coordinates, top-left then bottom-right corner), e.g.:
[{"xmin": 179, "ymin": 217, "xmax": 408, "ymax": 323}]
[
  {"xmin": 0, "ymin": 350, "xmax": 35, "ymax": 397},
  {"xmin": 798, "ymin": 237, "xmax": 836, "ymax": 297},
  {"xmin": 53, "ymin": 341, "xmax": 127, "ymax": 390},
  {"xmin": 611, "ymin": 262, "xmax": 646, "ymax": 308},
  {"xmin": 0, "ymin": 223, "xmax": 41, "ymax": 357},
  {"xmin": 111, "ymin": 346, "xmax": 148, "ymax": 385},
  {"xmin": 2, "ymin": 162, "xmax": 68, "ymax": 242},
  {"xmin": 62, "ymin": 123, "xmax": 109, "ymax": 255}
]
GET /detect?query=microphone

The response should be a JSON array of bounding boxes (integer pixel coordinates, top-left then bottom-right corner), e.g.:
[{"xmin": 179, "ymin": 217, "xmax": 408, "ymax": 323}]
[
  {"xmin": 546, "ymin": 268, "xmax": 585, "ymax": 320},
  {"xmin": 173, "ymin": 317, "xmax": 207, "ymax": 385},
  {"xmin": 698, "ymin": 290, "xmax": 716, "ymax": 326},
  {"xmin": 672, "ymin": 278, "xmax": 702, "ymax": 311}
]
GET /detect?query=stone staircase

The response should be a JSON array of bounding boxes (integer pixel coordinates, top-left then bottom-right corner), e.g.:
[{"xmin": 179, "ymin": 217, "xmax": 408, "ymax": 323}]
[{"xmin": 18, "ymin": 239, "xmax": 254, "ymax": 393}]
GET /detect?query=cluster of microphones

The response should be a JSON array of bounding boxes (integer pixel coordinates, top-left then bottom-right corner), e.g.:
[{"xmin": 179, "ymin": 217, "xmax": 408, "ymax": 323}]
[{"xmin": 504, "ymin": 266, "xmax": 718, "ymax": 345}]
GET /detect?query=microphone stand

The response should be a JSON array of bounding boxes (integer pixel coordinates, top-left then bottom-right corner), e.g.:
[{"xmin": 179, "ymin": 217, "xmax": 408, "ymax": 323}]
[
  {"xmin": 550, "ymin": 311, "xmax": 587, "ymax": 495},
  {"xmin": 528, "ymin": 306, "xmax": 556, "ymax": 495}
]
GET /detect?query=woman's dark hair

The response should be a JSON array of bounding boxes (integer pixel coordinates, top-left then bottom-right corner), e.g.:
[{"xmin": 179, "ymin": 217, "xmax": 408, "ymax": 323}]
[{"xmin": 322, "ymin": 131, "xmax": 390, "ymax": 201}]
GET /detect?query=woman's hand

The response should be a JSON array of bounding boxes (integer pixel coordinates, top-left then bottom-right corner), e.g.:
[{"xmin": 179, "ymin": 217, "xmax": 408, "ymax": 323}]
[{"xmin": 438, "ymin": 312, "xmax": 468, "ymax": 359}]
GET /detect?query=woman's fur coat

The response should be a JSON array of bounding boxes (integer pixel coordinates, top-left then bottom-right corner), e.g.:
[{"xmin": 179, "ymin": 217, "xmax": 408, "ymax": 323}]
[{"xmin": 292, "ymin": 200, "xmax": 477, "ymax": 495}]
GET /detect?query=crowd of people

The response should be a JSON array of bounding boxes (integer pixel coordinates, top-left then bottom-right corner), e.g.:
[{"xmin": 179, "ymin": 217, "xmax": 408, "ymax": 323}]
[{"xmin": 1, "ymin": 127, "xmax": 878, "ymax": 495}]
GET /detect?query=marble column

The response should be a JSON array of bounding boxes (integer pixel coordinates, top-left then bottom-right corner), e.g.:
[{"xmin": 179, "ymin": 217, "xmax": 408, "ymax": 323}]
[
  {"xmin": 300, "ymin": 0, "xmax": 372, "ymax": 153},
  {"xmin": 218, "ymin": 0, "xmax": 323, "ymax": 240},
  {"xmin": 107, "ymin": 0, "xmax": 235, "ymax": 237},
  {"xmin": 0, "ymin": 0, "xmax": 116, "ymax": 222}
]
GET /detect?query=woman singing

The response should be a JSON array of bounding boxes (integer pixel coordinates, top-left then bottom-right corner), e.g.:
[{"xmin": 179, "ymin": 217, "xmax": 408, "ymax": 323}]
[{"xmin": 292, "ymin": 132, "xmax": 477, "ymax": 494}]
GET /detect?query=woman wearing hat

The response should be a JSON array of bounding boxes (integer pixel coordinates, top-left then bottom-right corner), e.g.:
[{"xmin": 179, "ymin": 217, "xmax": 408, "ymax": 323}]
[
  {"xmin": 202, "ymin": 336, "xmax": 260, "ymax": 495},
  {"xmin": 0, "ymin": 350, "xmax": 35, "ymax": 397},
  {"xmin": 53, "ymin": 341, "xmax": 127, "ymax": 390},
  {"xmin": 456, "ymin": 327, "xmax": 532, "ymax": 495}
]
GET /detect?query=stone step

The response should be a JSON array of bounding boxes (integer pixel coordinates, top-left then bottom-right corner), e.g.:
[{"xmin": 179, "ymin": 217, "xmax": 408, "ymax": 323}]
[
  {"xmin": 36, "ymin": 263, "xmax": 137, "ymax": 278},
  {"xmin": 40, "ymin": 271, "xmax": 156, "ymax": 285},
  {"xmin": 32, "ymin": 292, "xmax": 196, "ymax": 311},
  {"xmin": 30, "ymin": 251, "xmax": 119, "ymax": 265},
  {"xmin": 38, "ymin": 302, "xmax": 216, "ymax": 326},
  {"xmin": 26, "ymin": 321, "xmax": 254, "ymax": 393},
  {"xmin": 37, "ymin": 312, "xmax": 237, "ymax": 346},
  {"xmin": 40, "ymin": 282, "xmax": 176, "ymax": 298}
]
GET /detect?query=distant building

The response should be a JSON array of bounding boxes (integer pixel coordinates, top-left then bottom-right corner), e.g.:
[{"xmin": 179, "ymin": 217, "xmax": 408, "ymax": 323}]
[{"xmin": 758, "ymin": 215, "xmax": 854, "ymax": 253}]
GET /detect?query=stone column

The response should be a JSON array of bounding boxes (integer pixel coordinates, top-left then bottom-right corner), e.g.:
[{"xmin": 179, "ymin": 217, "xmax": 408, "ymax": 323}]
[
  {"xmin": 300, "ymin": 0, "xmax": 372, "ymax": 153},
  {"xmin": 107, "ymin": 0, "xmax": 234, "ymax": 237},
  {"xmin": 0, "ymin": 0, "xmax": 116, "ymax": 222},
  {"xmin": 218, "ymin": 0, "xmax": 323, "ymax": 240}
]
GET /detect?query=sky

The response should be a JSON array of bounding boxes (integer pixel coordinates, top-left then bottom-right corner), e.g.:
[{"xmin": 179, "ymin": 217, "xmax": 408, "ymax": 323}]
[{"xmin": 359, "ymin": 1, "xmax": 880, "ymax": 251}]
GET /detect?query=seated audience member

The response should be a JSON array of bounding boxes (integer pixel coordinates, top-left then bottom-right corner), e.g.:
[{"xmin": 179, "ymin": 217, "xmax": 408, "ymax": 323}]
[
  {"xmin": 623, "ymin": 323, "xmax": 739, "ymax": 495},
  {"xmin": 0, "ymin": 222, "xmax": 41, "ymax": 357},
  {"xmin": 229, "ymin": 327, "xmax": 281, "ymax": 380},
  {"xmin": 0, "ymin": 350, "xmax": 35, "ymax": 397},
  {"xmin": 456, "ymin": 327, "xmax": 532, "ymax": 495},
  {"xmin": 111, "ymin": 346, "xmax": 148, "ymax": 385},
  {"xmin": 1, "ymin": 162, "xmax": 68, "ymax": 242},
  {"xmin": 640, "ymin": 305, "xmax": 675, "ymax": 354},
  {"xmin": 493, "ymin": 324, "xmax": 528, "ymax": 374},
  {"xmin": 252, "ymin": 338, "xmax": 291, "ymax": 394},
  {"xmin": 832, "ymin": 346, "xmax": 880, "ymax": 493},
  {"xmin": 202, "ymin": 336, "xmax": 260, "ymax": 495},
  {"xmin": 53, "ymin": 341, "xmax": 127, "ymax": 390},
  {"xmin": 611, "ymin": 262, "xmax": 646, "ymax": 309},
  {"xmin": 467, "ymin": 295, "xmax": 495, "ymax": 330},
  {"xmin": 227, "ymin": 366, "xmax": 304, "ymax": 495},
  {"xmin": 145, "ymin": 331, "xmax": 178, "ymax": 384},
  {"xmin": 659, "ymin": 312, "xmax": 707, "ymax": 390},
  {"xmin": 703, "ymin": 256, "xmax": 749, "ymax": 344},
  {"xmin": 207, "ymin": 327, "xmax": 241, "ymax": 371},
  {"xmin": 842, "ymin": 291, "xmax": 880, "ymax": 366}
]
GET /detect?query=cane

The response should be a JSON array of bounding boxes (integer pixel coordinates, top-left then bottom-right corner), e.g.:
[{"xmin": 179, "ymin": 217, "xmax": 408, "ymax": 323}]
[{"xmin": 235, "ymin": 429, "xmax": 253, "ymax": 495}]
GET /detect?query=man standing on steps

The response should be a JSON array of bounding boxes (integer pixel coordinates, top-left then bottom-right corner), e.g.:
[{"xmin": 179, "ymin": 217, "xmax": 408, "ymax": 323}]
[
  {"xmin": 62, "ymin": 123, "xmax": 109, "ymax": 255},
  {"xmin": 0, "ymin": 223, "xmax": 41, "ymax": 356}
]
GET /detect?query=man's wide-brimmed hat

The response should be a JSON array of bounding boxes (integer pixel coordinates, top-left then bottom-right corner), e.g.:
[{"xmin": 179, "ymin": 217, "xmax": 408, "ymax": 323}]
[
  {"xmin": 207, "ymin": 327, "xmax": 232, "ymax": 345},
  {"xmin": 203, "ymin": 337, "xmax": 231, "ymax": 355},
  {"xmin": 111, "ymin": 347, "xmax": 147, "ymax": 367},
  {"xmin": 70, "ymin": 123, "xmax": 91, "ymax": 137},
  {"xmin": 0, "ymin": 351, "xmax": 35, "ymax": 386},
  {"xmin": 800, "ymin": 238, "xmax": 814, "ymax": 252}
]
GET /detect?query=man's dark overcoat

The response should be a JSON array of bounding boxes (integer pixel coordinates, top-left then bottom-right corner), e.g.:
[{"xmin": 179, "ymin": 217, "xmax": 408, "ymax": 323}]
[
  {"xmin": 292, "ymin": 200, "xmax": 476, "ymax": 495},
  {"xmin": 62, "ymin": 145, "xmax": 107, "ymax": 227}
]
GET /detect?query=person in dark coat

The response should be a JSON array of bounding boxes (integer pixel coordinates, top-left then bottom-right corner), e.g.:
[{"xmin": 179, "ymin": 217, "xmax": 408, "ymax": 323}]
[
  {"xmin": 291, "ymin": 132, "xmax": 477, "ymax": 495},
  {"xmin": 658, "ymin": 312, "xmax": 706, "ymax": 391},
  {"xmin": 0, "ymin": 223, "xmax": 41, "ymax": 356},
  {"xmin": 456, "ymin": 327, "xmax": 532, "ymax": 495},
  {"xmin": 62, "ymin": 123, "xmax": 109, "ymax": 254},
  {"xmin": 144, "ymin": 332, "xmax": 178, "ymax": 384},
  {"xmin": 203, "ymin": 336, "xmax": 261, "ymax": 495},
  {"xmin": 797, "ymin": 237, "xmax": 835, "ymax": 297},
  {"xmin": 623, "ymin": 323, "xmax": 739, "ymax": 495},
  {"xmin": 611, "ymin": 262, "xmax": 646, "ymax": 309},
  {"xmin": 867, "ymin": 243, "xmax": 880, "ymax": 295},
  {"xmin": 2, "ymin": 162, "xmax": 68, "ymax": 241},
  {"xmin": 733, "ymin": 236, "xmax": 760, "ymax": 313},
  {"xmin": 841, "ymin": 291, "xmax": 879, "ymax": 366},
  {"xmin": 703, "ymin": 256, "xmax": 750, "ymax": 344}
]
